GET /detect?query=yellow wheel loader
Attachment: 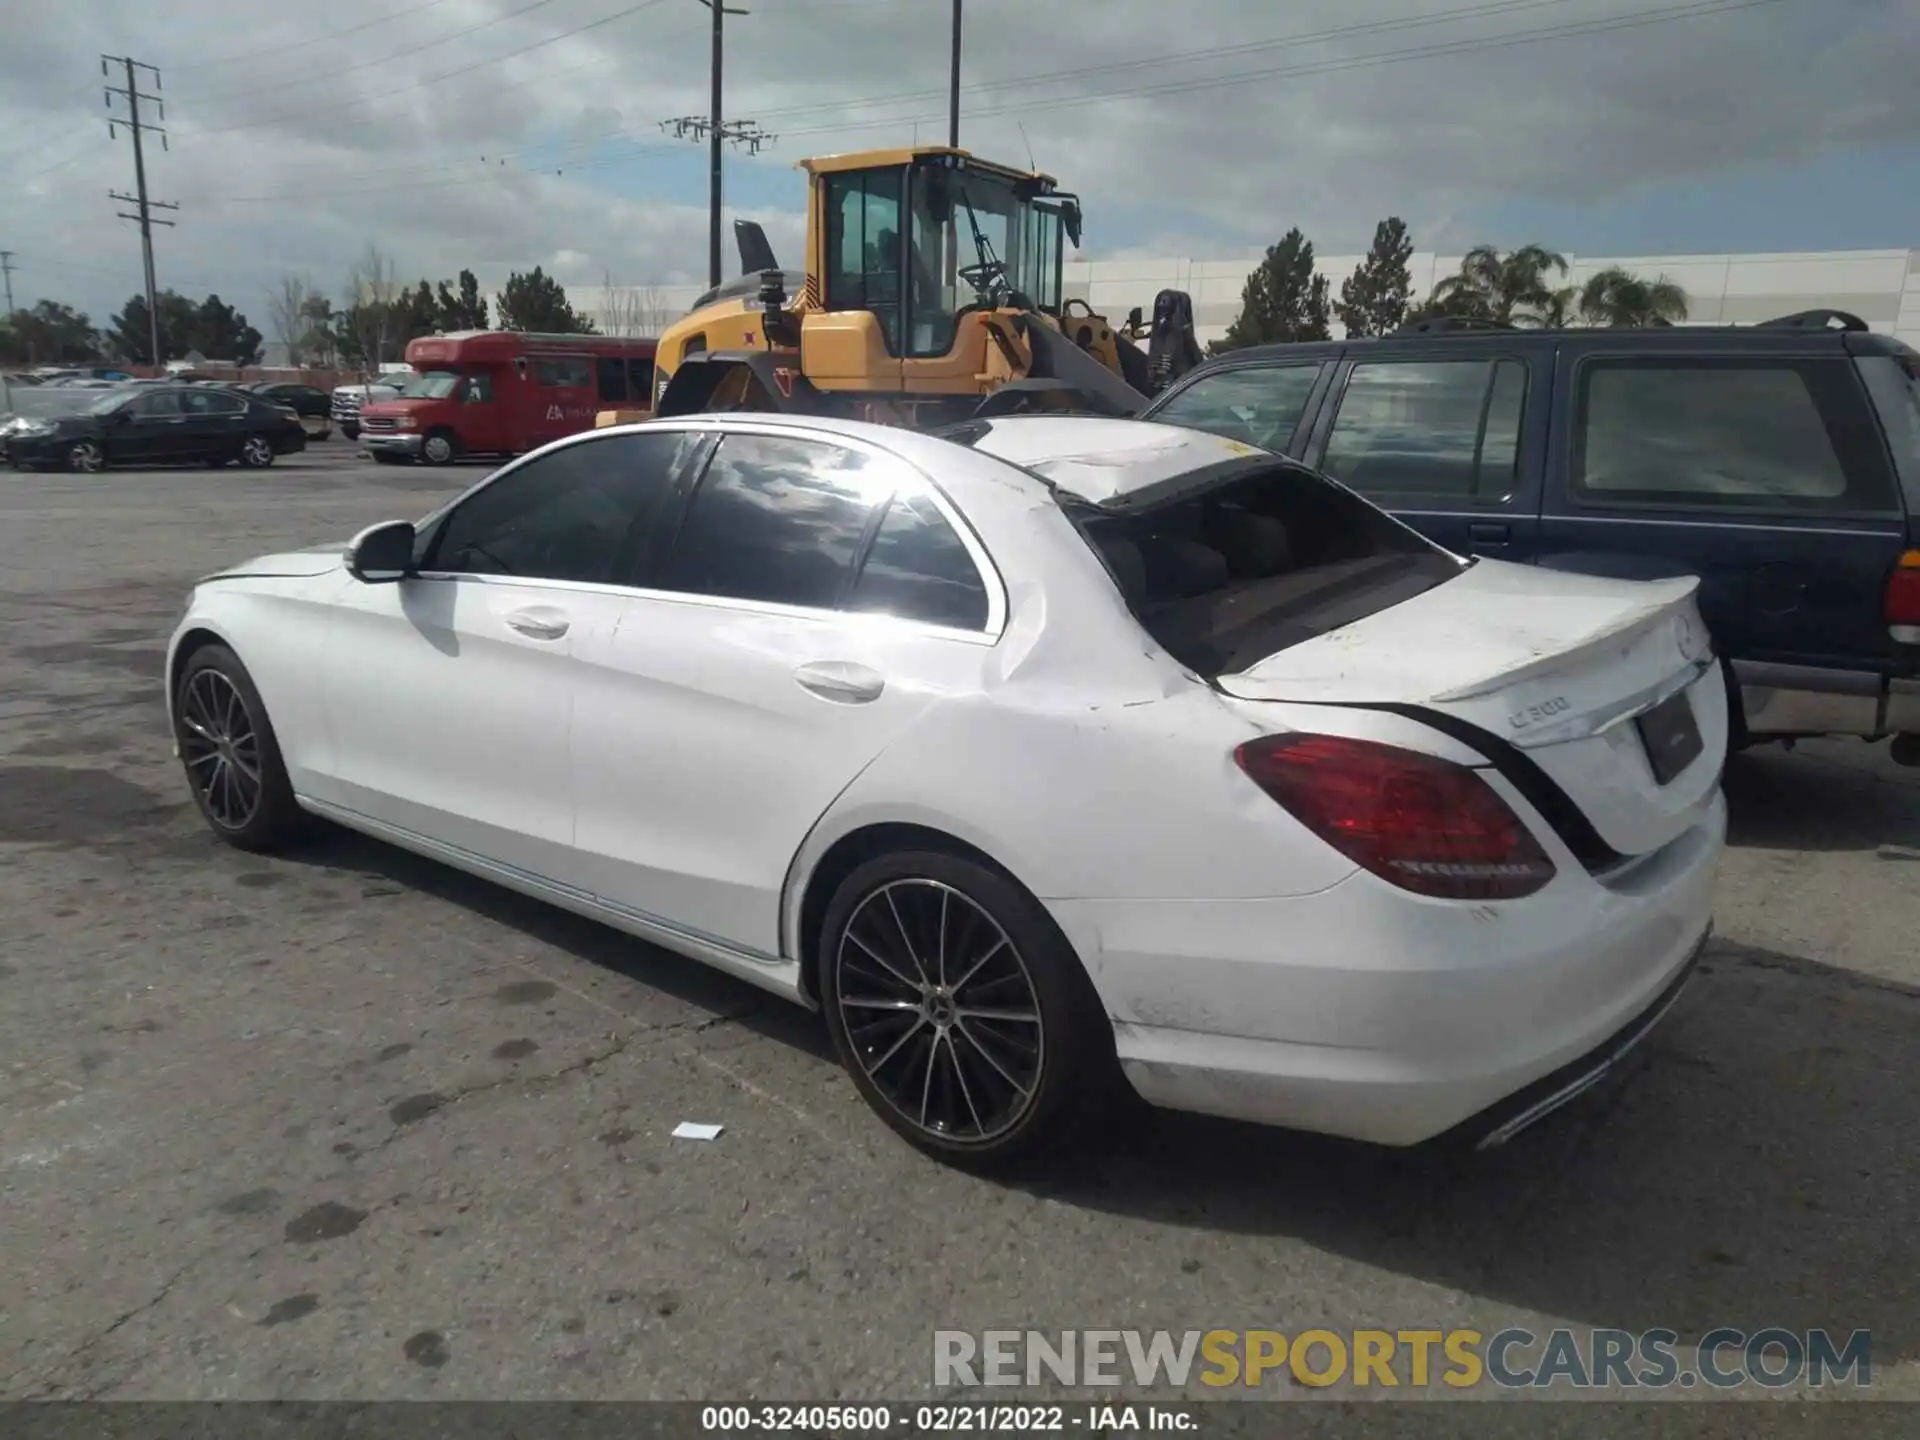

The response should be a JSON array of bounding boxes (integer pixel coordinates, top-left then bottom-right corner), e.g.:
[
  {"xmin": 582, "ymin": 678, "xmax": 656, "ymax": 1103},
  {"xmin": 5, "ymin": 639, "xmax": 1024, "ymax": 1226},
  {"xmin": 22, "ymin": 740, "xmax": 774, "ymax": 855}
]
[{"xmin": 646, "ymin": 146, "xmax": 1202, "ymax": 427}]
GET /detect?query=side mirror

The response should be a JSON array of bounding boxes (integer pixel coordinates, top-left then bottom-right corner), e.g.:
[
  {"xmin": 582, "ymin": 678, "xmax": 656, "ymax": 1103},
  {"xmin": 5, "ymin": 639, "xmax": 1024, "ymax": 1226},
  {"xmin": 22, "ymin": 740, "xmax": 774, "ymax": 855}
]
[
  {"xmin": 345, "ymin": 519, "xmax": 417, "ymax": 584},
  {"xmin": 1126, "ymin": 306, "xmax": 1144, "ymax": 330}
]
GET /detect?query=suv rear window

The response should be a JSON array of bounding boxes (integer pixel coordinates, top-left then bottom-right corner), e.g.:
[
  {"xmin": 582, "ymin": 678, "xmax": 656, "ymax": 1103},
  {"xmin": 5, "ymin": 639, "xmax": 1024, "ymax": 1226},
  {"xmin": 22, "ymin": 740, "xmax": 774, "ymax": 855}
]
[{"xmin": 1063, "ymin": 459, "xmax": 1460, "ymax": 678}]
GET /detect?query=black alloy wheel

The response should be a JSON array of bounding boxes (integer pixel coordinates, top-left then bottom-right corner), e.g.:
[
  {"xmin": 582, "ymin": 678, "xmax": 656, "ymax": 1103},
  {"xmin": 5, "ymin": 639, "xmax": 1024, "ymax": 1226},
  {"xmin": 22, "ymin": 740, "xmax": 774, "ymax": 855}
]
[
  {"xmin": 173, "ymin": 644, "xmax": 307, "ymax": 852},
  {"xmin": 820, "ymin": 850, "xmax": 1123, "ymax": 1170}
]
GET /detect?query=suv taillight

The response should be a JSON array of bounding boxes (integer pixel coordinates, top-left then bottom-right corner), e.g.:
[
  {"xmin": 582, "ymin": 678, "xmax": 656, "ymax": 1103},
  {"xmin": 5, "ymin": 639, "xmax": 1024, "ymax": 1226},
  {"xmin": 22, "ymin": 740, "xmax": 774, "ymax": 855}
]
[
  {"xmin": 1233, "ymin": 734, "xmax": 1556, "ymax": 900},
  {"xmin": 1887, "ymin": 550, "xmax": 1920, "ymax": 630}
]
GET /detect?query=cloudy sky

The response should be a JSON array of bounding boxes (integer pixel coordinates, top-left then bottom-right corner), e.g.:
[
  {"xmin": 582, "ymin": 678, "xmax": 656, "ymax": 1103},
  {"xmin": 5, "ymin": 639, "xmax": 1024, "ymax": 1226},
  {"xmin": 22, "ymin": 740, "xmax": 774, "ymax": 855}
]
[{"xmin": 4, "ymin": 0, "xmax": 1916, "ymax": 330}]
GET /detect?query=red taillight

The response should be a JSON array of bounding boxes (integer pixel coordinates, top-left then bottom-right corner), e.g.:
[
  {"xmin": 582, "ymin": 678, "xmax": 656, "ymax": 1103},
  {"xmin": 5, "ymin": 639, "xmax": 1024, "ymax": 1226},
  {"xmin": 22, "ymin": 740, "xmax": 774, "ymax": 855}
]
[
  {"xmin": 1886, "ymin": 551, "xmax": 1920, "ymax": 627},
  {"xmin": 1233, "ymin": 733, "xmax": 1556, "ymax": 900}
]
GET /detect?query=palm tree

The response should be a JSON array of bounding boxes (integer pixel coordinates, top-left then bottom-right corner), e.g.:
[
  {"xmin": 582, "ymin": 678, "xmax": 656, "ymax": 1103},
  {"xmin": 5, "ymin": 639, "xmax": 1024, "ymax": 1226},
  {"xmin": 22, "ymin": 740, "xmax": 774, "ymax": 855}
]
[
  {"xmin": 1576, "ymin": 267, "xmax": 1689, "ymax": 328},
  {"xmin": 1425, "ymin": 244, "xmax": 1570, "ymax": 326}
]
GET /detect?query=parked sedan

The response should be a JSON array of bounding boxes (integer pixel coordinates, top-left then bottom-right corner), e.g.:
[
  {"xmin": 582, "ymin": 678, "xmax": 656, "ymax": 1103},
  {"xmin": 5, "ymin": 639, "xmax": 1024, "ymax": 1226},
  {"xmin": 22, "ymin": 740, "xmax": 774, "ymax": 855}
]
[
  {"xmin": 248, "ymin": 381, "xmax": 335, "ymax": 440},
  {"xmin": 8, "ymin": 383, "xmax": 307, "ymax": 472},
  {"xmin": 164, "ymin": 415, "xmax": 1726, "ymax": 1168}
]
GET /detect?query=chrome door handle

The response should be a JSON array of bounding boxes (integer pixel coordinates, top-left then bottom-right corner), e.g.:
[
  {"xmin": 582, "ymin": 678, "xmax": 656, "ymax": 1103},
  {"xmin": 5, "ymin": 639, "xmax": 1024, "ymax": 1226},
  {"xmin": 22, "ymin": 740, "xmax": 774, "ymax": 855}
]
[
  {"xmin": 793, "ymin": 660, "xmax": 884, "ymax": 704},
  {"xmin": 503, "ymin": 607, "xmax": 569, "ymax": 640}
]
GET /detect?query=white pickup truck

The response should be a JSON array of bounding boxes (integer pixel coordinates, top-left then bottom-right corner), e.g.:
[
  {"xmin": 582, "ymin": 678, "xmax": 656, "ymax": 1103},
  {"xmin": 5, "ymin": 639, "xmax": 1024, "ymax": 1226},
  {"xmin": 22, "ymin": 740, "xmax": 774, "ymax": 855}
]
[{"xmin": 329, "ymin": 367, "xmax": 412, "ymax": 440}]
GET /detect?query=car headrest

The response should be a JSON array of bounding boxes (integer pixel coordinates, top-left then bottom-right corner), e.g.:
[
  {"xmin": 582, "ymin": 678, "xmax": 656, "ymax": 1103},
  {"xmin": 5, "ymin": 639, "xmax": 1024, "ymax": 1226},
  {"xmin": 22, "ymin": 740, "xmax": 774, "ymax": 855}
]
[
  {"xmin": 1207, "ymin": 509, "xmax": 1293, "ymax": 577},
  {"xmin": 1139, "ymin": 535, "xmax": 1231, "ymax": 598}
]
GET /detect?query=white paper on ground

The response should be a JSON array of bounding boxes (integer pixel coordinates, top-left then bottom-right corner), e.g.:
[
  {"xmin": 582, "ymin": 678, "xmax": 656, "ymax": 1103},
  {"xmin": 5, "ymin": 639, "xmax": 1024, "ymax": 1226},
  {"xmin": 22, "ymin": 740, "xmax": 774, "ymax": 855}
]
[{"xmin": 671, "ymin": 1121, "xmax": 724, "ymax": 1141}]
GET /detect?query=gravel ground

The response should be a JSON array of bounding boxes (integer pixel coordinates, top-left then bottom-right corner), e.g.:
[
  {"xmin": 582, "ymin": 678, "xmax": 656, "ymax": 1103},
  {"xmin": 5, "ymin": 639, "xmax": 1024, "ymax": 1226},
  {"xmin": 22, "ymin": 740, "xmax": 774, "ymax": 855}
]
[{"xmin": 1, "ymin": 445, "xmax": 1915, "ymax": 1422}]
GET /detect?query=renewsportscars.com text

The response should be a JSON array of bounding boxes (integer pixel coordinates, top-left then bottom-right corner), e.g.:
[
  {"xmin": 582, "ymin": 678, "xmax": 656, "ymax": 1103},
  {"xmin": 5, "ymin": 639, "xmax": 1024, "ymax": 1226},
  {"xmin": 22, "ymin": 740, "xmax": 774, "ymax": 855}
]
[{"xmin": 933, "ymin": 1327, "xmax": 1872, "ymax": 1391}]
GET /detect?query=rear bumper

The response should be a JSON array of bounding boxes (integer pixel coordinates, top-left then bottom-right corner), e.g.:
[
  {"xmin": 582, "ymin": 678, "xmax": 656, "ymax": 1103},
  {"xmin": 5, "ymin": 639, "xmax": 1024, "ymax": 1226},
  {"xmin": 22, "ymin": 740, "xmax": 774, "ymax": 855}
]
[
  {"xmin": 1056, "ymin": 790, "xmax": 1724, "ymax": 1147},
  {"xmin": 362, "ymin": 432, "xmax": 423, "ymax": 457},
  {"xmin": 1734, "ymin": 659, "xmax": 1920, "ymax": 738}
]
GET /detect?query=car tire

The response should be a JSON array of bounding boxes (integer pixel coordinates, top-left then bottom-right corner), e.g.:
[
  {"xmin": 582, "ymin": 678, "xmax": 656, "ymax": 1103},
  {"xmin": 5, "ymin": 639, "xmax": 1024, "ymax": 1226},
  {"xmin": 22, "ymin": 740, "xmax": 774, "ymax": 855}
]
[
  {"xmin": 818, "ymin": 849, "xmax": 1123, "ymax": 1172},
  {"xmin": 66, "ymin": 439, "xmax": 105, "ymax": 473},
  {"xmin": 239, "ymin": 435, "xmax": 276, "ymax": 469},
  {"xmin": 419, "ymin": 429, "xmax": 458, "ymax": 466},
  {"xmin": 172, "ymin": 643, "xmax": 309, "ymax": 853}
]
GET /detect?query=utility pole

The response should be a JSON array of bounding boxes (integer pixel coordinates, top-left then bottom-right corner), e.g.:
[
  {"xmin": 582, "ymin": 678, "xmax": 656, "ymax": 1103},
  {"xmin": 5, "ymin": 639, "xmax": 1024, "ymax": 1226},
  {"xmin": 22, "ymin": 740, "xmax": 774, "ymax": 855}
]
[
  {"xmin": 0, "ymin": 250, "xmax": 15, "ymax": 316},
  {"xmin": 102, "ymin": 55, "xmax": 177, "ymax": 371},
  {"xmin": 662, "ymin": 0, "xmax": 769, "ymax": 289},
  {"xmin": 948, "ymin": 0, "xmax": 962, "ymax": 149}
]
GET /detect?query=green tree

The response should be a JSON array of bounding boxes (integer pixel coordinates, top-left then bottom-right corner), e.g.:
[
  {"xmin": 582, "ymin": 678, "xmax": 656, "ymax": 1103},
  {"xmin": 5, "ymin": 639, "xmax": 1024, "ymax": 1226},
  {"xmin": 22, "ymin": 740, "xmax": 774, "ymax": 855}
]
[
  {"xmin": 1333, "ymin": 218, "xmax": 1415, "ymax": 338},
  {"xmin": 1576, "ymin": 266, "xmax": 1689, "ymax": 328},
  {"xmin": 436, "ymin": 269, "xmax": 490, "ymax": 331},
  {"xmin": 1213, "ymin": 230, "xmax": 1330, "ymax": 354},
  {"xmin": 397, "ymin": 279, "xmax": 440, "ymax": 342},
  {"xmin": 0, "ymin": 301, "xmax": 101, "ymax": 364},
  {"xmin": 192, "ymin": 294, "xmax": 264, "ymax": 366},
  {"xmin": 495, "ymin": 266, "xmax": 596, "ymax": 334},
  {"xmin": 108, "ymin": 290, "xmax": 202, "ymax": 364},
  {"xmin": 1424, "ymin": 244, "xmax": 1569, "ymax": 327}
]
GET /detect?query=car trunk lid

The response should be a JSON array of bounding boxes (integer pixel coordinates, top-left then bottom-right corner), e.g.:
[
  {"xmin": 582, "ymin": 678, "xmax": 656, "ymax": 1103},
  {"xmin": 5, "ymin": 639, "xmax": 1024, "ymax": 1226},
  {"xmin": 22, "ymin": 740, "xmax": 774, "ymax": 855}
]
[{"xmin": 1213, "ymin": 557, "xmax": 1726, "ymax": 858}]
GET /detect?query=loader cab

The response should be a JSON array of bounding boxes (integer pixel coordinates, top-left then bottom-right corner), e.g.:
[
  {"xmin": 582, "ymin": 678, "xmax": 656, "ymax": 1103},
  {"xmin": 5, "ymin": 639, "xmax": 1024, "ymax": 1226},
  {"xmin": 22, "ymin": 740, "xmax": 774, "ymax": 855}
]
[{"xmin": 811, "ymin": 149, "xmax": 1079, "ymax": 361}]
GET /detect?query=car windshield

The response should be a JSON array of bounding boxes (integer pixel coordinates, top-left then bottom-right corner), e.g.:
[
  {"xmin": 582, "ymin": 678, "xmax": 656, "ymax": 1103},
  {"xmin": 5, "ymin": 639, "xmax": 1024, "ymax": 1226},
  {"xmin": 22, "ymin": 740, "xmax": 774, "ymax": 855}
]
[
  {"xmin": 397, "ymin": 370, "xmax": 459, "ymax": 399},
  {"xmin": 3, "ymin": 385, "xmax": 106, "ymax": 418},
  {"xmin": 1060, "ymin": 457, "xmax": 1461, "ymax": 679},
  {"xmin": 87, "ymin": 389, "xmax": 137, "ymax": 416}
]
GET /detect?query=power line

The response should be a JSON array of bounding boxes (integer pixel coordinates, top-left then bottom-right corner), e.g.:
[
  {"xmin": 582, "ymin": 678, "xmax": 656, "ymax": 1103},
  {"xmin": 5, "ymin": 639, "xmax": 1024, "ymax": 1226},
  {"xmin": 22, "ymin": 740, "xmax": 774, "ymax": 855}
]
[
  {"xmin": 26, "ymin": 0, "xmax": 1812, "ymax": 223},
  {"xmin": 182, "ymin": 0, "xmax": 561, "ymax": 107},
  {"xmin": 748, "ymin": 0, "xmax": 1597, "ymax": 124},
  {"xmin": 758, "ymin": 0, "xmax": 1813, "ymax": 143},
  {"xmin": 168, "ymin": 0, "xmax": 463, "ymax": 73},
  {"xmin": 22, "ymin": 0, "xmax": 882, "ymax": 199},
  {"xmin": 103, "ymin": 55, "xmax": 178, "ymax": 368},
  {"xmin": 173, "ymin": 0, "xmax": 1792, "ymax": 200}
]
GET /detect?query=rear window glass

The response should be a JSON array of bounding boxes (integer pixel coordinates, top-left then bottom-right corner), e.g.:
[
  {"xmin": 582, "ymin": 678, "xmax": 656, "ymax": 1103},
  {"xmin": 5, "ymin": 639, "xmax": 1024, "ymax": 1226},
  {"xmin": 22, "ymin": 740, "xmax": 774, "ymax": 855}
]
[
  {"xmin": 1572, "ymin": 358, "xmax": 1899, "ymax": 513},
  {"xmin": 1150, "ymin": 365, "xmax": 1321, "ymax": 452},
  {"xmin": 1066, "ymin": 459, "xmax": 1460, "ymax": 679}
]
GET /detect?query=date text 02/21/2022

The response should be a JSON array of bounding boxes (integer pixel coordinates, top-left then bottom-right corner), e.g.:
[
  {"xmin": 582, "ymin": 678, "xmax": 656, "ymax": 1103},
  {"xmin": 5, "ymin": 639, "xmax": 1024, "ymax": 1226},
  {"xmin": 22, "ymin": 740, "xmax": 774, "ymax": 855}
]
[{"xmin": 699, "ymin": 1403, "xmax": 1197, "ymax": 1432}]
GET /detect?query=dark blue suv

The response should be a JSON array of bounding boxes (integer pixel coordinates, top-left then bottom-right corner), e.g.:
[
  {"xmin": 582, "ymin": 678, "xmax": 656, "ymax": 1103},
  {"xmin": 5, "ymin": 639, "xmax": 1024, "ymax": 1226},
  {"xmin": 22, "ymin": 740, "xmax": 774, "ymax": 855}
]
[{"xmin": 1139, "ymin": 311, "xmax": 1920, "ymax": 762}]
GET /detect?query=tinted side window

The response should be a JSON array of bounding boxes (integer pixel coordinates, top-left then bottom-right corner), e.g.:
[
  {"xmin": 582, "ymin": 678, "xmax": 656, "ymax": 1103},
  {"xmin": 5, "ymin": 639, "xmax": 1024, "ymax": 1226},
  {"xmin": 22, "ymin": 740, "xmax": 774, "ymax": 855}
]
[
  {"xmin": 132, "ymin": 391, "xmax": 183, "ymax": 418},
  {"xmin": 1321, "ymin": 358, "xmax": 1527, "ymax": 504},
  {"xmin": 428, "ymin": 432, "xmax": 691, "ymax": 584},
  {"xmin": 658, "ymin": 434, "xmax": 883, "ymax": 609},
  {"xmin": 1857, "ymin": 354, "xmax": 1920, "ymax": 509},
  {"xmin": 184, "ymin": 389, "xmax": 245, "ymax": 415},
  {"xmin": 1572, "ymin": 358, "xmax": 1897, "ymax": 513},
  {"xmin": 533, "ymin": 357, "xmax": 592, "ymax": 388},
  {"xmin": 847, "ymin": 492, "xmax": 989, "ymax": 630},
  {"xmin": 1152, "ymin": 365, "xmax": 1321, "ymax": 452},
  {"xmin": 596, "ymin": 357, "xmax": 628, "ymax": 403}
]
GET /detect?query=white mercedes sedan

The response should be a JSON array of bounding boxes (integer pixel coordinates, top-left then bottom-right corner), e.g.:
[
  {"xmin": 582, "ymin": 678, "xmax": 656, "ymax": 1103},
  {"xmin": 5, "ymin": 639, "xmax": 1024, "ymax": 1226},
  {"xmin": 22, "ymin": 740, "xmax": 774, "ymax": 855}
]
[{"xmin": 166, "ymin": 413, "xmax": 1726, "ymax": 1169}]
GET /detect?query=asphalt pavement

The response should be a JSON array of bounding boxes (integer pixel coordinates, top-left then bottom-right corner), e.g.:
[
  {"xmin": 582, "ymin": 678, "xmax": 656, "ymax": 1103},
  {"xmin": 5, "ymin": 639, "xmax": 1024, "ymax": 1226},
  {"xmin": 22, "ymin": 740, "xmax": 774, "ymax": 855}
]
[{"xmin": 1, "ymin": 441, "xmax": 1916, "ymax": 1419}]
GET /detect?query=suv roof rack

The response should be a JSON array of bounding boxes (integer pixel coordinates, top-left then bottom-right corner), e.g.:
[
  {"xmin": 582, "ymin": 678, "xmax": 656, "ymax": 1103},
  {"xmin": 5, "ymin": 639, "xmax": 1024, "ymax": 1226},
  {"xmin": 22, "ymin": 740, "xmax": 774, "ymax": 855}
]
[
  {"xmin": 1757, "ymin": 308, "xmax": 1869, "ymax": 333},
  {"xmin": 1389, "ymin": 315, "xmax": 1518, "ymax": 337}
]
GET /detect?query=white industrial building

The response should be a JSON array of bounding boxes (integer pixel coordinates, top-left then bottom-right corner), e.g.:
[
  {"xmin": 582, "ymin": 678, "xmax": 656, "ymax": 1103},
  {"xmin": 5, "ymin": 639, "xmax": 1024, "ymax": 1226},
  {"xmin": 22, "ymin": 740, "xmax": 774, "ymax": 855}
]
[{"xmin": 619, "ymin": 246, "xmax": 1920, "ymax": 350}]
